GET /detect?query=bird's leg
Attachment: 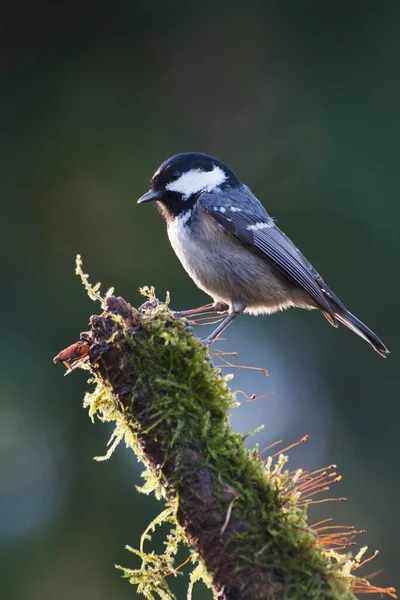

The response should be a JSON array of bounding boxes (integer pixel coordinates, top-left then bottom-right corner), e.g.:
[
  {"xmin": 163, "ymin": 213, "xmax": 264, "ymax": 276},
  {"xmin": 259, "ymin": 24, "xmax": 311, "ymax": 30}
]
[
  {"xmin": 174, "ymin": 302, "xmax": 229, "ymax": 319},
  {"xmin": 202, "ymin": 305, "xmax": 245, "ymax": 346}
]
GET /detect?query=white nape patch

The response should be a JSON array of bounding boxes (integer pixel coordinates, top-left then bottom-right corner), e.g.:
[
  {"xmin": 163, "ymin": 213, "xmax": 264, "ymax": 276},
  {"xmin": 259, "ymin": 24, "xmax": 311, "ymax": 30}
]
[
  {"xmin": 166, "ymin": 165, "xmax": 227, "ymax": 199},
  {"xmin": 247, "ymin": 221, "xmax": 273, "ymax": 231}
]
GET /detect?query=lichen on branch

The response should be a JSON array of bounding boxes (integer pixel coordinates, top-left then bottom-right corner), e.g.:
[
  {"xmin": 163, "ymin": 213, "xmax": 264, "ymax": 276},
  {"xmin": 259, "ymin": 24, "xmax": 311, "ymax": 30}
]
[{"xmin": 53, "ymin": 259, "xmax": 396, "ymax": 600}]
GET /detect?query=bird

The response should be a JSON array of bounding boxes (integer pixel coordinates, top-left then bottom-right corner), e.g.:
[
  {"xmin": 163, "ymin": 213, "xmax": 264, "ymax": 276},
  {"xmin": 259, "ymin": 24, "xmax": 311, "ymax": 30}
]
[{"xmin": 138, "ymin": 152, "xmax": 388, "ymax": 357}]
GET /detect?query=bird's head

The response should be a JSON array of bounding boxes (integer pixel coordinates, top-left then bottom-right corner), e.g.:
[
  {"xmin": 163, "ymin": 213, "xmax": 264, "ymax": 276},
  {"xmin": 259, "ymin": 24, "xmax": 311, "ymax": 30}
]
[{"xmin": 138, "ymin": 152, "xmax": 239, "ymax": 220}]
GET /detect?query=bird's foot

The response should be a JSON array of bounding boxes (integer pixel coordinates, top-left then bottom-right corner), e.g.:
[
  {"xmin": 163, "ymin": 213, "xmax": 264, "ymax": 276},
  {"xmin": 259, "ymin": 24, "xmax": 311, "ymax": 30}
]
[
  {"xmin": 173, "ymin": 302, "xmax": 229, "ymax": 320},
  {"xmin": 183, "ymin": 322, "xmax": 195, "ymax": 335},
  {"xmin": 139, "ymin": 300, "xmax": 162, "ymax": 312}
]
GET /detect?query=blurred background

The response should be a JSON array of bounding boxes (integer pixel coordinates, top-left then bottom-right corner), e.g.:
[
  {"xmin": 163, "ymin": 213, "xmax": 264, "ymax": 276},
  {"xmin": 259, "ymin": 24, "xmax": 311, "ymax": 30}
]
[{"xmin": 1, "ymin": 1, "xmax": 399, "ymax": 598}]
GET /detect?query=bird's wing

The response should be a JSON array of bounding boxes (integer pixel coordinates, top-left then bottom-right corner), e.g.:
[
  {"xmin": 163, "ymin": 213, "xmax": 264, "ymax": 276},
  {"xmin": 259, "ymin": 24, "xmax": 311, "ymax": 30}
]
[{"xmin": 200, "ymin": 195, "xmax": 344, "ymax": 319}]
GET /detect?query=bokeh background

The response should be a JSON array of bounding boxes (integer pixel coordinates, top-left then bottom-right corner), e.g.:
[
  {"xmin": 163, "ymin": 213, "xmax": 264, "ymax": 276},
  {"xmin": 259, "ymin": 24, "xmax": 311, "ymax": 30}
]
[{"xmin": 1, "ymin": 1, "xmax": 399, "ymax": 598}]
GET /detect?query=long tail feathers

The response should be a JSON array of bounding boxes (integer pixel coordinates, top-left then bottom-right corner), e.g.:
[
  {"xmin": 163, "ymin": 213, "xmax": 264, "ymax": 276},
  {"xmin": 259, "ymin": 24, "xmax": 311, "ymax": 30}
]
[{"xmin": 333, "ymin": 309, "xmax": 389, "ymax": 358}]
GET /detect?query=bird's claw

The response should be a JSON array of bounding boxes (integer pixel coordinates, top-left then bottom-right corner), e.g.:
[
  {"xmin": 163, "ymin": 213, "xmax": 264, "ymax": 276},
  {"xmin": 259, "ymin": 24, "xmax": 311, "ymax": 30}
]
[
  {"xmin": 173, "ymin": 310, "xmax": 190, "ymax": 319},
  {"xmin": 139, "ymin": 300, "xmax": 159, "ymax": 312},
  {"xmin": 183, "ymin": 323, "xmax": 195, "ymax": 335}
]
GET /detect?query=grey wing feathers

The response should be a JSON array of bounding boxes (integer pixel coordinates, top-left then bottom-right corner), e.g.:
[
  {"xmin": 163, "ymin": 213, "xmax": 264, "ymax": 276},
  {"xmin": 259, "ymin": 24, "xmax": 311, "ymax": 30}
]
[
  {"xmin": 200, "ymin": 194, "xmax": 343, "ymax": 319},
  {"xmin": 199, "ymin": 191, "xmax": 389, "ymax": 357}
]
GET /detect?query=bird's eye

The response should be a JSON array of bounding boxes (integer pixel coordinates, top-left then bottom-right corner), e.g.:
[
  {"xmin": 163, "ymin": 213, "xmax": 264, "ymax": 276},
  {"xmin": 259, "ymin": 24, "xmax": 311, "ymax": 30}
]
[{"xmin": 169, "ymin": 170, "xmax": 181, "ymax": 181}]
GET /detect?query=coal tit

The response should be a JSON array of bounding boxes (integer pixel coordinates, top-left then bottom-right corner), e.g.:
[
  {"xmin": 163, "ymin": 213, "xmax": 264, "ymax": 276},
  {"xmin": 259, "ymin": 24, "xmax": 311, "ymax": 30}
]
[{"xmin": 138, "ymin": 152, "xmax": 388, "ymax": 356}]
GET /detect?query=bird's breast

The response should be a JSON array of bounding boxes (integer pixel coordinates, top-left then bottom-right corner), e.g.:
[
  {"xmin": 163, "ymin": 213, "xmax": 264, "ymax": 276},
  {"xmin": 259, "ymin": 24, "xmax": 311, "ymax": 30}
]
[
  {"xmin": 167, "ymin": 211, "xmax": 207, "ymax": 280},
  {"xmin": 167, "ymin": 209, "xmax": 307, "ymax": 312}
]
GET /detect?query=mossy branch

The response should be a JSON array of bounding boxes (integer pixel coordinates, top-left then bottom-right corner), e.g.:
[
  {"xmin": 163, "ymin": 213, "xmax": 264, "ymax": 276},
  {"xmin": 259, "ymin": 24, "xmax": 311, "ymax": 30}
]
[{"xmin": 54, "ymin": 264, "xmax": 396, "ymax": 600}]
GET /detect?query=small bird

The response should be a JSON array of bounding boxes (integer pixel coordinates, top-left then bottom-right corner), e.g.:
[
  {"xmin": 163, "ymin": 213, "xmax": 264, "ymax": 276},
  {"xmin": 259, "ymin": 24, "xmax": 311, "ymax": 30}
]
[{"xmin": 138, "ymin": 152, "xmax": 388, "ymax": 356}]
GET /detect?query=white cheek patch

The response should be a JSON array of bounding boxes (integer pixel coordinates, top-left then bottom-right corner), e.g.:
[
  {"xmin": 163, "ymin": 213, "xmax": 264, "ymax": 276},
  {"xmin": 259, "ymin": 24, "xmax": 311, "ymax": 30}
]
[{"xmin": 166, "ymin": 165, "xmax": 227, "ymax": 199}]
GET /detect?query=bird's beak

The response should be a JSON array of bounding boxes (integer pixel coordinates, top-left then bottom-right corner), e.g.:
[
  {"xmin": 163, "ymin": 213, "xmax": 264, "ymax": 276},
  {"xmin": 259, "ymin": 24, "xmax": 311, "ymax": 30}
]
[{"xmin": 137, "ymin": 190, "xmax": 161, "ymax": 204}]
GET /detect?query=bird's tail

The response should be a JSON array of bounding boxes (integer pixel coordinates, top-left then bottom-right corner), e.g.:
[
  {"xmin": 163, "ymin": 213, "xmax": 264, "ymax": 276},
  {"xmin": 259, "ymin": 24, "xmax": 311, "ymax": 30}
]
[{"xmin": 333, "ymin": 309, "xmax": 389, "ymax": 358}]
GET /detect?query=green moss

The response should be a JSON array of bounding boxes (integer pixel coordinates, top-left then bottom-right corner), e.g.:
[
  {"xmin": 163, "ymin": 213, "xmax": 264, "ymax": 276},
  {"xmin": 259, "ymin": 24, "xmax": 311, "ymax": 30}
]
[
  {"xmin": 82, "ymin": 307, "xmax": 355, "ymax": 599},
  {"xmin": 74, "ymin": 260, "xmax": 391, "ymax": 599}
]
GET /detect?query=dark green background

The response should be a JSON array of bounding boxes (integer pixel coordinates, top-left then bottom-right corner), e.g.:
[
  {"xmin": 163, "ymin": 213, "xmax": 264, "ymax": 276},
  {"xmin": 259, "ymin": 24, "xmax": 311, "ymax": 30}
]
[{"xmin": 1, "ymin": 1, "xmax": 399, "ymax": 598}]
